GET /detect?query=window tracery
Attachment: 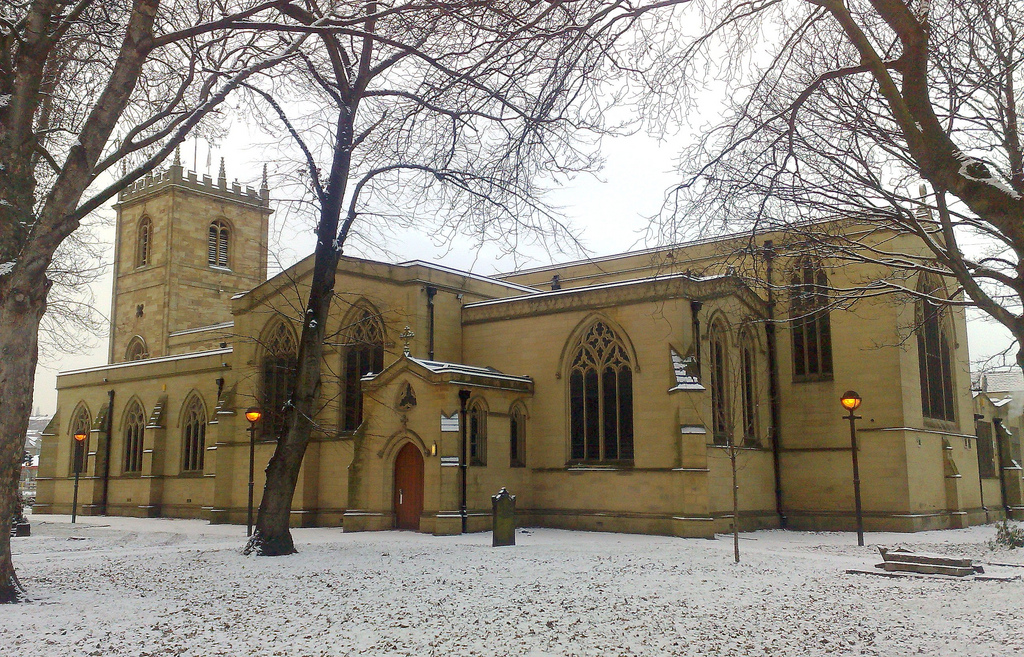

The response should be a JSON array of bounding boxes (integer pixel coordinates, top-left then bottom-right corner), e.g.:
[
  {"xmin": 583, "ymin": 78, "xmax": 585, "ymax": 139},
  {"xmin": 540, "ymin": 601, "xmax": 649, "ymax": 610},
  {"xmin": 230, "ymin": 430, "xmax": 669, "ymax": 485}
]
[
  {"xmin": 123, "ymin": 400, "xmax": 146, "ymax": 473},
  {"xmin": 125, "ymin": 335, "xmax": 148, "ymax": 361},
  {"xmin": 709, "ymin": 320, "xmax": 730, "ymax": 446},
  {"xmin": 568, "ymin": 321, "xmax": 633, "ymax": 462},
  {"xmin": 181, "ymin": 395, "xmax": 206, "ymax": 472},
  {"xmin": 917, "ymin": 275, "xmax": 956, "ymax": 422},
  {"xmin": 739, "ymin": 329, "xmax": 758, "ymax": 446},
  {"xmin": 469, "ymin": 399, "xmax": 487, "ymax": 466},
  {"xmin": 341, "ymin": 308, "xmax": 385, "ymax": 431},
  {"xmin": 790, "ymin": 257, "xmax": 833, "ymax": 380},
  {"xmin": 260, "ymin": 320, "xmax": 298, "ymax": 438}
]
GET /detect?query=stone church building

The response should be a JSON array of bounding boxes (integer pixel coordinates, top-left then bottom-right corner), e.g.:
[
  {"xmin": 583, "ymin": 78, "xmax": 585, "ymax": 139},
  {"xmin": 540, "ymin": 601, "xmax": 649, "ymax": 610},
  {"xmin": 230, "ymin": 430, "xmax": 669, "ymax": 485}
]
[{"xmin": 34, "ymin": 158, "xmax": 1024, "ymax": 536}]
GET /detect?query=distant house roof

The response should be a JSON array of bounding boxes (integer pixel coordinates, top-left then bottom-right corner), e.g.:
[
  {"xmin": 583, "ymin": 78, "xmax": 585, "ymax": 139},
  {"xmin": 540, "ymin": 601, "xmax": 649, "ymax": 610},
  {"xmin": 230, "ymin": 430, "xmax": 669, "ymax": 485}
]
[
  {"xmin": 24, "ymin": 415, "xmax": 52, "ymax": 453},
  {"xmin": 973, "ymin": 368, "xmax": 1024, "ymax": 394}
]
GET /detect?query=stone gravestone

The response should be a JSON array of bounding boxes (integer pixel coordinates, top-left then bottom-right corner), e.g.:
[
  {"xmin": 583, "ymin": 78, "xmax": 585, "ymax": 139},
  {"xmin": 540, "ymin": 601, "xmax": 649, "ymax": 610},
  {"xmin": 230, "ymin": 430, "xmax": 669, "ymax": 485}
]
[{"xmin": 492, "ymin": 487, "xmax": 516, "ymax": 547}]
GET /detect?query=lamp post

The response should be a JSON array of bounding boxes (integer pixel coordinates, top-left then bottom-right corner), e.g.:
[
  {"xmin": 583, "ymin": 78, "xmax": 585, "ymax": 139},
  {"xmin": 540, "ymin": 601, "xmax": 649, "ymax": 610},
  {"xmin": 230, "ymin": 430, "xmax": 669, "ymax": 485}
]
[
  {"xmin": 71, "ymin": 431, "xmax": 88, "ymax": 523},
  {"xmin": 840, "ymin": 391, "xmax": 864, "ymax": 547},
  {"xmin": 245, "ymin": 407, "xmax": 263, "ymax": 537}
]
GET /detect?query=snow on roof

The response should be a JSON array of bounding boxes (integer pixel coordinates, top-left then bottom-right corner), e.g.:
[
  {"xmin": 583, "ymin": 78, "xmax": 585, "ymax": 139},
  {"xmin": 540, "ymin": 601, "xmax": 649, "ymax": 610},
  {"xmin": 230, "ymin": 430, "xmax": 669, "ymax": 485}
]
[
  {"xmin": 463, "ymin": 271, "xmax": 728, "ymax": 310},
  {"xmin": 395, "ymin": 260, "xmax": 537, "ymax": 294},
  {"xmin": 59, "ymin": 347, "xmax": 232, "ymax": 377},
  {"xmin": 405, "ymin": 357, "xmax": 532, "ymax": 383},
  {"xmin": 234, "ymin": 255, "xmax": 538, "ymax": 301},
  {"xmin": 168, "ymin": 321, "xmax": 234, "ymax": 337},
  {"xmin": 24, "ymin": 415, "xmax": 52, "ymax": 450},
  {"xmin": 973, "ymin": 368, "xmax": 1024, "ymax": 394}
]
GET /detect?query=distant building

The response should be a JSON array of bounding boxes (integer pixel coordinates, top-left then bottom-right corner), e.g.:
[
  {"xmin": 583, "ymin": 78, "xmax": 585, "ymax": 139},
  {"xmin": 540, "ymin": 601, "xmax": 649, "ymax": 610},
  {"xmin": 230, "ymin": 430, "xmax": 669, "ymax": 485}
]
[
  {"xmin": 20, "ymin": 415, "xmax": 50, "ymax": 500},
  {"xmin": 33, "ymin": 157, "xmax": 1015, "ymax": 535},
  {"xmin": 972, "ymin": 368, "xmax": 1024, "ymax": 520}
]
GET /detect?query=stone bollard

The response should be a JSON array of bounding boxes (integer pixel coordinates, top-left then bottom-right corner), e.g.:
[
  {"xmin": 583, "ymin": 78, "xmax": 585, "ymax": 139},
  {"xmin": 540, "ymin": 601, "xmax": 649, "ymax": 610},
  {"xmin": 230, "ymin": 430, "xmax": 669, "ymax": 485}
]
[{"xmin": 491, "ymin": 487, "xmax": 516, "ymax": 547}]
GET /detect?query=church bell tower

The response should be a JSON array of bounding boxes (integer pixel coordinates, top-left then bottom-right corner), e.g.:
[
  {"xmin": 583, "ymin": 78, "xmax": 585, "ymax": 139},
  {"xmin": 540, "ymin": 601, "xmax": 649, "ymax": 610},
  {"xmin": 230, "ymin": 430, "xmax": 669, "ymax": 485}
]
[{"xmin": 108, "ymin": 152, "xmax": 271, "ymax": 362}]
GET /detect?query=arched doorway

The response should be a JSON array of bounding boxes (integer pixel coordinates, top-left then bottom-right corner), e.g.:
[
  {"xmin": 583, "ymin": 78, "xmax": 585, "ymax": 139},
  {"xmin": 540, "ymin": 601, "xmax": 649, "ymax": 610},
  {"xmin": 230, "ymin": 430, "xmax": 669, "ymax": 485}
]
[{"xmin": 393, "ymin": 442, "xmax": 424, "ymax": 530}]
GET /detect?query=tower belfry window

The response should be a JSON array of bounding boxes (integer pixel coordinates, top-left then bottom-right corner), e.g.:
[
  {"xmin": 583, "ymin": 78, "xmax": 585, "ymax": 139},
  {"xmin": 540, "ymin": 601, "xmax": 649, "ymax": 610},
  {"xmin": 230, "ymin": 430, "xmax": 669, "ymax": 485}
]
[
  {"xmin": 136, "ymin": 218, "xmax": 152, "ymax": 268},
  {"xmin": 208, "ymin": 220, "xmax": 229, "ymax": 268}
]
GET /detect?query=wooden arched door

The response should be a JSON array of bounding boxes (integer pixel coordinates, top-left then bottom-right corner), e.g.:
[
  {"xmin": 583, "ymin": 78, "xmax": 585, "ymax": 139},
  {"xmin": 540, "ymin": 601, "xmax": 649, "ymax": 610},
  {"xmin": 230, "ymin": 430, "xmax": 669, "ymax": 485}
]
[{"xmin": 393, "ymin": 442, "xmax": 424, "ymax": 530}]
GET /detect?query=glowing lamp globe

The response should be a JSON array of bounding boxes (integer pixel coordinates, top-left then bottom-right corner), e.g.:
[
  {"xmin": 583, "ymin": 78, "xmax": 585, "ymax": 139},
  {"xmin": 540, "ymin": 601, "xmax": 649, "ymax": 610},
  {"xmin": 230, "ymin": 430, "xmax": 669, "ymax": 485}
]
[
  {"xmin": 74, "ymin": 432, "xmax": 88, "ymax": 442},
  {"xmin": 840, "ymin": 391, "xmax": 862, "ymax": 412},
  {"xmin": 245, "ymin": 407, "xmax": 263, "ymax": 424}
]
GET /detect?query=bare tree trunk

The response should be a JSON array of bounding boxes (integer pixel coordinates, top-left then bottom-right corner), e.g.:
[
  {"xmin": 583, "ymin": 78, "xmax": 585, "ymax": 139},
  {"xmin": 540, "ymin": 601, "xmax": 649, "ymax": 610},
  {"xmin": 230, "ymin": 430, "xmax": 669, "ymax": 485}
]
[
  {"xmin": 0, "ymin": 271, "xmax": 47, "ymax": 601},
  {"xmin": 731, "ymin": 445, "xmax": 740, "ymax": 564},
  {"xmin": 245, "ymin": 246, "xmax": 339, "ymax": 555},
  {"xmin": 245, "ymin": 105, "xmax": 353, "ymax": 556}
]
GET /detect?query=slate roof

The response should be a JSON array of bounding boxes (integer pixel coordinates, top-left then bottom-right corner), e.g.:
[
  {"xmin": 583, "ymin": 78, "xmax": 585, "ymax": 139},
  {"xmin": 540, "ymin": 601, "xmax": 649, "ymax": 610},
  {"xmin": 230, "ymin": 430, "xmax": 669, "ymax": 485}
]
[{"xmin": 973, "ymin": 368, "xmax": 1024, "ymax": 394}]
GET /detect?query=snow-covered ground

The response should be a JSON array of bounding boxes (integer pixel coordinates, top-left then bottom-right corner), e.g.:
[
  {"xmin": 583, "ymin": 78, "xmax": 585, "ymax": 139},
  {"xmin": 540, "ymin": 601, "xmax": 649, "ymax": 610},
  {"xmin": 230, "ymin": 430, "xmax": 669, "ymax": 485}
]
[{"xmin": 5, "ymin": 514, "xmax": 1024, "ymax": 656}]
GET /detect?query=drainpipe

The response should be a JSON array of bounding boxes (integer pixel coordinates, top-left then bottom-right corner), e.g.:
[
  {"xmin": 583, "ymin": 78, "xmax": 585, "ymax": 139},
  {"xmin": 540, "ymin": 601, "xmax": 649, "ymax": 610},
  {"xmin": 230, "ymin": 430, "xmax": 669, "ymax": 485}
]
[
  {"xmin": 101, "ymin": 389, "xmax": 115, "ymax": 515},
  {"xmin": 689, "ymin": 300, "xmax": 702, "ymax": 381},
  {"xmin": 426, "ymin": 286, "xmax": 437, "ymax": 360},
  {"xmin": 763, "ymin": 240, "xmax": 786, "ymax": 528},
  {"xmin": 459, "ymin": 388, "xmax": 471, "ymax": 533}
]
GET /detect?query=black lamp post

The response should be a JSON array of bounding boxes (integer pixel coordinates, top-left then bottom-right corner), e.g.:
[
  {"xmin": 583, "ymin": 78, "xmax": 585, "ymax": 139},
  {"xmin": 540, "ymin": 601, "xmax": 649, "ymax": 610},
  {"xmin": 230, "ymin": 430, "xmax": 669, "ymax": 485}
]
[
  {"xmin": 71, "ymin": 431, "xmax": 88, "ymax": 523},
  {"xmin": 245, "ymin": 406, "xmax": 263, "ymax": 537},
  {"xmin": 840, "ymin": 391, "xmax": 864, "ymax": 546}
]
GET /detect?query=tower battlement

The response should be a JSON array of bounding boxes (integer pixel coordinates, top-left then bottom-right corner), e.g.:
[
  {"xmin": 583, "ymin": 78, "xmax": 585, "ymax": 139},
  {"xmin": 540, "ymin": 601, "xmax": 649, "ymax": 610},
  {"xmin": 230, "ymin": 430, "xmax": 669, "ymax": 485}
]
[{"xmin": 116, "ymin": 154, "xmax": 270, "ymax": 209}]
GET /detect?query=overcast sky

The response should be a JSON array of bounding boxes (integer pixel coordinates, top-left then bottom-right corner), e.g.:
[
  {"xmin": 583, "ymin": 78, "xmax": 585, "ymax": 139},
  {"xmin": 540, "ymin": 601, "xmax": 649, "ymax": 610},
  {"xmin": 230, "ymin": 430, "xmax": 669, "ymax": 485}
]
[{"xmin": 30, "ymin": 129, "xmax": 1016, "ymax": 416}]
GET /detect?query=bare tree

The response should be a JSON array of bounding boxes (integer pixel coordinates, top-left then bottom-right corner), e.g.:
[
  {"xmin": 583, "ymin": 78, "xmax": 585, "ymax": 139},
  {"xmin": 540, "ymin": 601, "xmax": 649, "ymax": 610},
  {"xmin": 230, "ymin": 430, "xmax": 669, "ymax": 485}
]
[
  {"xmin": 643, "ymin": 1, "xmax": 1024, "ymax": 360},
  {"xmin": 0, "ymin": 0, "xmax": 303, "ymax": 602},
  {"xmin": 241, "ymin": 0, "xmax": 666, "ymax": 556}
]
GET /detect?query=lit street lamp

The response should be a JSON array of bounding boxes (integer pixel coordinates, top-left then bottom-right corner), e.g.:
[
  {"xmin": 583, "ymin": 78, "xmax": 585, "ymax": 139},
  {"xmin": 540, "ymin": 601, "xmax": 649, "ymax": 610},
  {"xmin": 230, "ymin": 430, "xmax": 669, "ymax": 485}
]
[
  {"xmin": 840, "ymin": 391, "xmax": 864, "ymax": 547},
  {"xmin": 71, "ymin": 431, "xmax": 88, "ymax": 523},
  {"xmin": 245, "ymin": 406, "xmax": 263, "ymax": 537}
]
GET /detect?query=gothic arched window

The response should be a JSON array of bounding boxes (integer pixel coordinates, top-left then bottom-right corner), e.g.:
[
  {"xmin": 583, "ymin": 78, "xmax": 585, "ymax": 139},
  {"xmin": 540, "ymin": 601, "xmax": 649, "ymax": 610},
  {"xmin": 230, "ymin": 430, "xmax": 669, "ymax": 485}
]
[
  {"xmin": 568, "ymin": 321, "xmax": 634, "ymax": 462},
  {"xmin": 69, "ymin": 405, "xmax": 91, "ymax": 476},
  {"xmin": 468, "ymin": 398, "xmax": 488, "ymax": 466},
  {"xmin": 709, "ymin": 320, "xmax": 730, "ymax": 446},
  {"xmin": 260, "ymin": 320, "xmax": 298, "ymax": 438},
  {"xmin": 208, "ymin": 220, "xmax": 230, "ymax": 268},
  {"xmin": 137, "ymin": 218, "xmax": 152, "ymax": 268},
  {"xmin": 341, "ymin": 308, "xmax": 385, "ymax": 431},
  {"xmin": 125, "ymin": 335, "xmax": 148, "ymax": 361},
  {"xmin": 790, "ymin": 257, "xmax": 833, "ymax": 380},
  {"xmin": 739, "ymin": 329, "xmax": 758, "ymax": 446},
  {"xmin": 509, "ymin": 403, "xmax": 526, "ymax": 468},
  {"xmin": 181, "ymin": 395, "xmax": 207, "ymax": 472},
  {"xmin": 917, "ymin": 274, "xmax": 956, "ymax": 422},
  {"xmin": 123, "ymin": 400, "xmax": 146, "ymax": 473}
]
